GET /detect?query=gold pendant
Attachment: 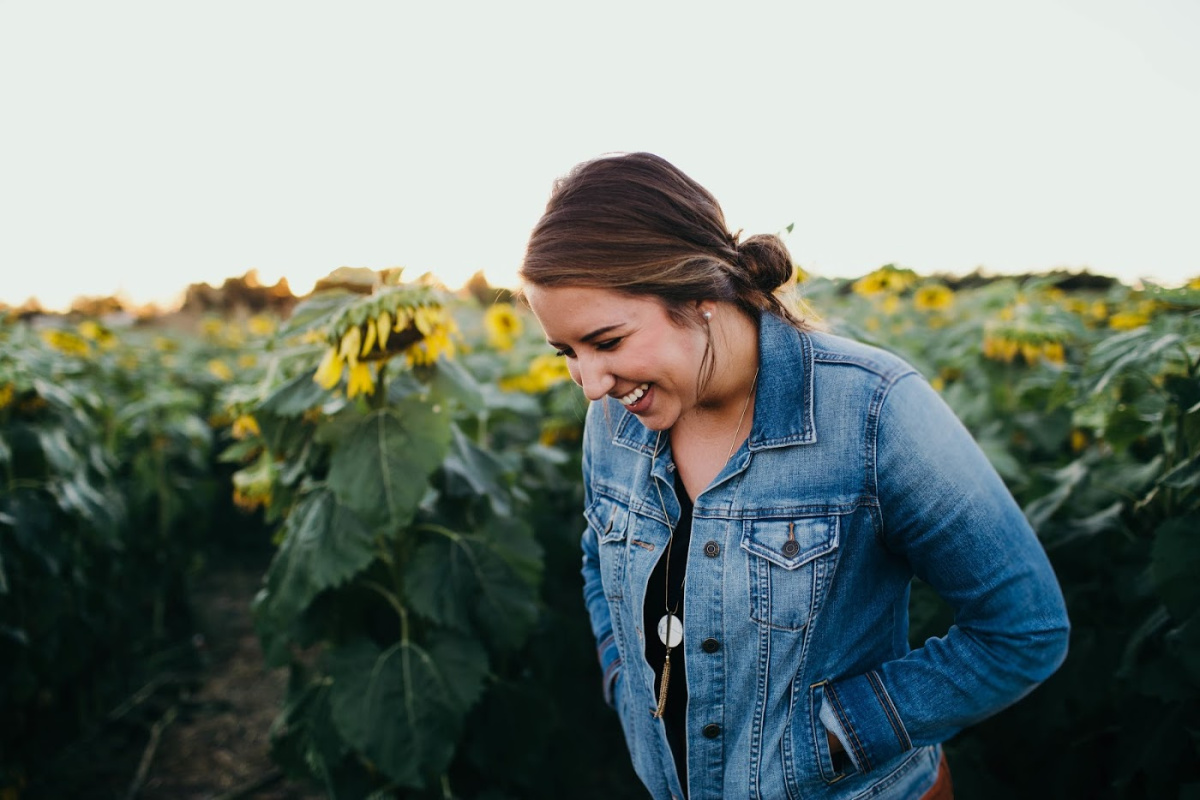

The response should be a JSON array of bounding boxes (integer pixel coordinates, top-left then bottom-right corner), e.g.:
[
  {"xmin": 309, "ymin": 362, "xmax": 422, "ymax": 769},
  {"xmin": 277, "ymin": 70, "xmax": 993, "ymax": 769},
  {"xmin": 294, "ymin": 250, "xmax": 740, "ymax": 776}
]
[{"xmin": 653, "ymin": 648, "xmax": 672, "ymax": 718}]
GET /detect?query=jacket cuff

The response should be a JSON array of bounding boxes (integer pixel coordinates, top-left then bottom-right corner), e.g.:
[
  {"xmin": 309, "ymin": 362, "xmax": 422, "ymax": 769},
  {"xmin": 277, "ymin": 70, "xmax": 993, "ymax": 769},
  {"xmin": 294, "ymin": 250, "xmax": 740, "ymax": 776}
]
[
  {"xmin": 597, "ymin": 632, "xmax": 622, "ymax": 707},
  {"xmin": 821, "ymin": 671, "xmax": 912, "ymax": 773}
]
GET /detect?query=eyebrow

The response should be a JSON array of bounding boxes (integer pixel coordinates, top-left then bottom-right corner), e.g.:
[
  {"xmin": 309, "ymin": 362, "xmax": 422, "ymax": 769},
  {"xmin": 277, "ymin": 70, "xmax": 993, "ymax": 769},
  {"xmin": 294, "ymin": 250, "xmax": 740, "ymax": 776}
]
[{"xmin": 547, "ymin": 323, "xmax": 624, "ymax": 349}]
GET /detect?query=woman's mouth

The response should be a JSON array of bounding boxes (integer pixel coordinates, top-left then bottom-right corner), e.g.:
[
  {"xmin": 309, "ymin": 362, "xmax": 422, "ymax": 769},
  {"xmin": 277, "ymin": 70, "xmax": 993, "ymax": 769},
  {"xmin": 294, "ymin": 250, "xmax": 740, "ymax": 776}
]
[{"xmin": 618, "ymin": 382, "xmax": 652, "ymax": 413}]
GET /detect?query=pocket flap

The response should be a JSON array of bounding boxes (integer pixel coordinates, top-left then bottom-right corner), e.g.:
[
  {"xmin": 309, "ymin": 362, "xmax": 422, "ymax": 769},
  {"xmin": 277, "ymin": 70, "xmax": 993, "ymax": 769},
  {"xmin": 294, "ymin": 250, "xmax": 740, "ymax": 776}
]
[
  {"xmin": 585, "ymin": 496, "xmax": 629, "ymax": 543},
  {"xmin": 741, "ymin": 516, "xmax": 839, "ymax": 569}
]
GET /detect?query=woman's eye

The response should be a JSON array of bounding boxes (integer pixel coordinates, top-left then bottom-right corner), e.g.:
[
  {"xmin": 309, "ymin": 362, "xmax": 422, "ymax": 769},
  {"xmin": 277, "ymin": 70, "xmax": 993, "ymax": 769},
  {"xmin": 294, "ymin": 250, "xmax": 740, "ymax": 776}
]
[
  {"xmin": 554, "ymin": 348, "xmax": 574, "ymax": 358},
  {"xmin": 595, "ymin": 338, "xmax": 621, "ymax": 352}
]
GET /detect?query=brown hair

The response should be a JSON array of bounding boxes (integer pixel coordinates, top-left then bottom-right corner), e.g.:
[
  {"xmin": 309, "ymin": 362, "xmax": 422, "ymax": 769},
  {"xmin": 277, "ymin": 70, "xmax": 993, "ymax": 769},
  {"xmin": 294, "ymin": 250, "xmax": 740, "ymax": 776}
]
[{"xmin": 519, "ymin": 152, "xmax": 809, "ymax": 331}]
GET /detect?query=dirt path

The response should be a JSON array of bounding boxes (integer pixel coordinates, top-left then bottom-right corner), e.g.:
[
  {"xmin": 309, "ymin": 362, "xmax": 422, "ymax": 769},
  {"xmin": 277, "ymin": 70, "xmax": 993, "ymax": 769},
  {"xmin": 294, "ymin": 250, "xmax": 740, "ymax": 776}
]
[{"xmin": 137, "ymin": 555, "xmax": 324, "ymax": 800}]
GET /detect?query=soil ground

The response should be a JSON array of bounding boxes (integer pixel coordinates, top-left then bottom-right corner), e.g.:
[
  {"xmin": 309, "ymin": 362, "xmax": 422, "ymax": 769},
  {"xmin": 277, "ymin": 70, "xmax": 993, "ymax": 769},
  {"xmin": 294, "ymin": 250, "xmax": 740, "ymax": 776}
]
[{"xmin": 135, "ymin": 554, "xmax": 325, "ymax": 800}]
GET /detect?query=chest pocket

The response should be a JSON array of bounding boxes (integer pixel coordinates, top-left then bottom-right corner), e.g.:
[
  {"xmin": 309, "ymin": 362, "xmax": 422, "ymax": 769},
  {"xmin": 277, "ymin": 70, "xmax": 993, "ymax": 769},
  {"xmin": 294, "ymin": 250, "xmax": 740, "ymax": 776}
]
[
  {"xmin": 585, "ymin": 495, "xmax": 631, "ymax": 600},
  {"xmin": 741, "ymin": 515, "xmax": 839, "ymax": 631}
]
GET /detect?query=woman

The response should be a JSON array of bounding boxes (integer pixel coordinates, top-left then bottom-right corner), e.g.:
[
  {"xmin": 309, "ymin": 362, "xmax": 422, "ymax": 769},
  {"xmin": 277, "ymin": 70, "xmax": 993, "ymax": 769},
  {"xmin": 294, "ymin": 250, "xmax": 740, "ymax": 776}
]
[{"xmin": 519, "ymin": 152, "xmax": 1069, "ymax": 800}]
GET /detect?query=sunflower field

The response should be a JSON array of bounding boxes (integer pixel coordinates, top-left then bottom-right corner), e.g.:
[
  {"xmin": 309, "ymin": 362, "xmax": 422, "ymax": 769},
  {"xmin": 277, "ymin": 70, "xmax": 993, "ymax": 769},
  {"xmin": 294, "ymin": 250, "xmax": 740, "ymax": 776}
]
[{"xmin": 1, "ymin": 265, "xmax": 1198, "ymax": 799}]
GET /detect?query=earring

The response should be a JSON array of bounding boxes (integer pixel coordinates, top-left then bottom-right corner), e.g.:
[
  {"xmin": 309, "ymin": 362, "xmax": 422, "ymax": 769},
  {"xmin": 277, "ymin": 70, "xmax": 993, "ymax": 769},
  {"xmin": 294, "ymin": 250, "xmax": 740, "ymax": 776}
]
[{"xmin": 702, "ymin": 311, "xmax": 712, "ymax": 321}]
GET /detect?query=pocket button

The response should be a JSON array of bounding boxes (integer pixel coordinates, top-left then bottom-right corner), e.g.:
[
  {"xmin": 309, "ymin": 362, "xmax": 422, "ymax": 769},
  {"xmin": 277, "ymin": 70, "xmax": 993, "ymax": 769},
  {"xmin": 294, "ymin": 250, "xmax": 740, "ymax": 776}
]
[{"xmin": 703, "ymin": 541, "xmax": 720, "ymax": 557}]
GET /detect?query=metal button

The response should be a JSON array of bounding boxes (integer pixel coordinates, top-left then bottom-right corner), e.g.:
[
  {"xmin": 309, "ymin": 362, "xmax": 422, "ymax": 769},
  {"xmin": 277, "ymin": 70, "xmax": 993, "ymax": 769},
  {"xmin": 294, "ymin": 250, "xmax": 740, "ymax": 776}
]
[
  {"xmin": 702, "ymin": 723, "xmax": 721, "ymax": 739},
  {"xmin": 701, "ymin": 637, "xmax": 720, "ymax": 653},
  {"xmin": 781, "ymin": 540, "xmax": 800, "ymax": 557},
  {"xmin": 703, "ymin": 541, "xmax": 720, "ymax": 557}
]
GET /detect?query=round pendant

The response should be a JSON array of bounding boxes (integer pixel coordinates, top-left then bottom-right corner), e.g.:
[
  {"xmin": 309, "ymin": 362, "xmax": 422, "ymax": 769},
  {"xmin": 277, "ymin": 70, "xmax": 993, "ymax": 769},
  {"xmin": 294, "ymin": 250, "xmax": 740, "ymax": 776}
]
[{"xmin": 657, "ymin": 614, "xmax": 683, "ymax": 648}]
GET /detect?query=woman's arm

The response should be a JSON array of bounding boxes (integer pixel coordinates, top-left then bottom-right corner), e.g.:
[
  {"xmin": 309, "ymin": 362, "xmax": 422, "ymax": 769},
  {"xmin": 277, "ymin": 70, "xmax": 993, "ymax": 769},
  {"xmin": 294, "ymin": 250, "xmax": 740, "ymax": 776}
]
[
  {"xmin": 819, "ymin": 372, "xmax": 1070, "ymax": 773},
  {"xmin": 579, "ymin": 404, "xmax": 623, "ymax": 707}
]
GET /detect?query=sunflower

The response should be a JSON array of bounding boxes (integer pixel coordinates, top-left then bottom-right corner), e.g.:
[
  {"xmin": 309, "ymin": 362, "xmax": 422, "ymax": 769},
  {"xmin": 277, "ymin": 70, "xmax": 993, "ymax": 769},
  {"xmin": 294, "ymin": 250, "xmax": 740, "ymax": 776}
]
[
  {"xmin": 913, "ymin": 284, "xmax": 953, "ymax": 312},
  {"xmin": 207, "ymin": 359, "xmax": 234, "ymax": 381},
  {"xmin": 484, "ymin": 304, "xmax": 523, "ymax": 351},
  {"xmin": 42, "ymin": 328, "xmax": 89, "ymax": 356}
]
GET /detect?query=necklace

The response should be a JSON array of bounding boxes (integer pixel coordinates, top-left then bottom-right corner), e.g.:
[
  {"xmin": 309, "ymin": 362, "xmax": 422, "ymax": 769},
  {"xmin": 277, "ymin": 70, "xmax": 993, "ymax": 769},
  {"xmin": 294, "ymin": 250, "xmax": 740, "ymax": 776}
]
[{"xmin": 650, "ymin": 367, "xmax": 759, "ymax": 719}]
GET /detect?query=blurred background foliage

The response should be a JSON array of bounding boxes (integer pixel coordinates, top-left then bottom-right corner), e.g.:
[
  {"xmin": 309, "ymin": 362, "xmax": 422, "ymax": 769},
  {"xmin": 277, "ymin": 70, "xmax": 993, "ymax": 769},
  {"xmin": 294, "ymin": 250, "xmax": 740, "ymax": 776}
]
[{"xmin": 1, "ymin": 265, "xmax": 1197, "ymax": 798}]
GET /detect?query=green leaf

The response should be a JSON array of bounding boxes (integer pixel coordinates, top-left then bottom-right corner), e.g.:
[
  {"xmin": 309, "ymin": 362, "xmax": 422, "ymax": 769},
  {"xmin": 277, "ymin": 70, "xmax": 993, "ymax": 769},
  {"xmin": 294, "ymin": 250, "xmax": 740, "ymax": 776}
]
[
  {"xmin": 255, "ymin": 488, "xmax": 377, "ymax": 666},
  {"xmin": 487, "ymin": 516, "xmax": 544, "ymax": 588},
  {"xmin": 1090, "ymin": 332, "xmax": 1182, "ymax": 396},
  {"xmin": 217, "ymin": 438, "xmax": 261, "ymax": 464},
  {"xmin": 404, "ymin": 536, "xmax": 473, "ymax": 632},
  {"xmin": 327, "ymin": 633, "xmax": 487, "ymax": 789},
  {"xmin": 1150, "ymin": 515, "xmax": 1200, "ymax": 620},
  {"xmin": 1159, "ymin": 453, "xmax": 1200, "ymax": 491},
  {"xmin": 443, "ymin": 425, "xmax": 512, "ymax": 516},
  {"xmin": 479, "ymin": 383, "xmax": 540, "ymax": 415},
  {"xmin": 1164, "ymin": 609, "xmax": 1200, "ymax": 687},
  {"xmin": 404, "ymin": 521, "xmax": 542, "ymax": 651},
  {"xmin": 36, "ymin": 427, "xmax": 80, "ymax": 473},
  {"xmin": 1118, "ymin": 605, "xmax": 1170, "ymax": 679},
  {"xmin": 977, "ymin": 436, "xmax": 1022, "ymax": 483},
  {"xmin": 426, "ymin": 358, "xmax": 486, "ymax": 415},
  {"xmin": 1041, "ymin": 501, "xmax": 1124, "ymax": 550},
  {"xmin": 269, "ymin": 677, "xmax": 346, "ymax": 783},
  {"xmin": 326, "ymin": 401, "xmax": 452, "ymax": 533},
  {"xmin": 259, "ymin": 369, "xmax": 333, "ymax": 417},
  {"xmin": 277, "ymin": 289, "xmax": 358, "ymax": 340},
  {"xmin": 1163, "ymin": 373, "xmax": 1200, "ymax": 415},
  {"xmin": 1023, "ymin": 457, "xmax": 1089, "ymax": 531}
]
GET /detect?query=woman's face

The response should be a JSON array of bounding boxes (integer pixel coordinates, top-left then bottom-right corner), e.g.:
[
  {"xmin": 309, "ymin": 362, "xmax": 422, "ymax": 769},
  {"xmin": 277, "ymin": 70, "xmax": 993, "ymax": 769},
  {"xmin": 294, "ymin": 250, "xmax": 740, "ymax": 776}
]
[{"xmin": 523, "ymin": 284, "xmax": 709, "ymax": 431}]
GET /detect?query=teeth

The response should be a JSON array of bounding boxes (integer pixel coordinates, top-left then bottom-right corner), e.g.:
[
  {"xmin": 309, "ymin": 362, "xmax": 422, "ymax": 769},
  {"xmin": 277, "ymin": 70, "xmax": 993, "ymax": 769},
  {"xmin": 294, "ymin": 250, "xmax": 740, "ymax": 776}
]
[{"xmin": 619, "ymin": 383, "xmax": 650, "ymax": 406}]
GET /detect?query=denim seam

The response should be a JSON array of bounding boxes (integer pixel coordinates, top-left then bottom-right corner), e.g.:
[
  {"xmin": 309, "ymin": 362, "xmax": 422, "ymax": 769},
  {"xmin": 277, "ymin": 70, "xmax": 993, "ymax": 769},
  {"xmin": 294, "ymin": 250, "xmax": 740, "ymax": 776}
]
[
  {"xmin": 866, "ymin": 670, "xmax": 911, "ymax": 751},
  {"xmin": 749, "ymin": 616, "xmax": 771, "ymax": 797},
  {"xmin": 867, "ymin": 370, "xmax": 916, "ymax": 549},
  {"xmin": 852, "ymin": 747, "xmax": 926, "ymax": 799},
  {"xmin": 824, "ymin": 681, "xmax": 872, "ymax": 773},
  {"xmin": 809, "ymin": 684, "xmax": 836, "ymax": 784},
  {"xmin": 780, "ymin": 678, "xmax": 799, "ymax": 799},
  {"xmin": 602, "ymin": 655, "xmax": 623, "ymax": 707}
]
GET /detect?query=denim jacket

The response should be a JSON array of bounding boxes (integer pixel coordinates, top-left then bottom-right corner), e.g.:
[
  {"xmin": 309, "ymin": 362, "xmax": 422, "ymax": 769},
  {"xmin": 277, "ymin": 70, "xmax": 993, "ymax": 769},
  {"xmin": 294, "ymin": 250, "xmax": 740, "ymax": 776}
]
[{"xmin": 580, "ymin": 313, "xmax": 1070, "ymax": 800}]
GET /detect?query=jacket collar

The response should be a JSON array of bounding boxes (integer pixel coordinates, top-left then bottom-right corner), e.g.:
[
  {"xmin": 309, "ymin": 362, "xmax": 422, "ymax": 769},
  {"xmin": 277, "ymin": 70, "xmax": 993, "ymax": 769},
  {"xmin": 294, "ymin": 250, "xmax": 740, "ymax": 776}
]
[{"xmin": 609, "ymin": 312, "xmax": 816, "ymax": 456}]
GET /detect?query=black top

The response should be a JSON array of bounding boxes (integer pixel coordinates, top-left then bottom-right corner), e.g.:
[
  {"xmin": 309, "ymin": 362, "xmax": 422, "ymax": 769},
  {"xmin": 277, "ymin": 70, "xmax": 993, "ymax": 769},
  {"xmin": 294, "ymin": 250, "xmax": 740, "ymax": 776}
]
[{"xmin": 643, "ymin": 473, "xmax": 693, "ymax": 796}]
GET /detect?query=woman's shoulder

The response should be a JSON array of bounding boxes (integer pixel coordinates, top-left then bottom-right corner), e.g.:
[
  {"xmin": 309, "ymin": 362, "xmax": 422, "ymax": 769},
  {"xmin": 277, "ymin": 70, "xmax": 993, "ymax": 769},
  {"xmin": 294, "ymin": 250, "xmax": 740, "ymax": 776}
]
[{"xmin": 800, "ymin": 327, "xmax": 919, "ymax": 383}]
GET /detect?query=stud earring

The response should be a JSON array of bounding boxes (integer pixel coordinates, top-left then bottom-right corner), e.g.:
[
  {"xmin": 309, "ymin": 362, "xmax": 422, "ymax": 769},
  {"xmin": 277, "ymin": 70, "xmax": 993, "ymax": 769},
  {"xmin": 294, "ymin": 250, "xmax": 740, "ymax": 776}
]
[{"xmin": 702, "ymin": 311, "xmax": 712, "ymax": 321}]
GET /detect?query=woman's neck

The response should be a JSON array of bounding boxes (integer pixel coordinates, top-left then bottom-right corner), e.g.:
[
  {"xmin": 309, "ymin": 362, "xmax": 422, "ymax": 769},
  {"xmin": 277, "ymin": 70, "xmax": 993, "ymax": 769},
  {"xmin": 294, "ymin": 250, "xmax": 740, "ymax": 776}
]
[{"xmin": 673, "ymin": 307, "xmax": 760, "ymax": 447}]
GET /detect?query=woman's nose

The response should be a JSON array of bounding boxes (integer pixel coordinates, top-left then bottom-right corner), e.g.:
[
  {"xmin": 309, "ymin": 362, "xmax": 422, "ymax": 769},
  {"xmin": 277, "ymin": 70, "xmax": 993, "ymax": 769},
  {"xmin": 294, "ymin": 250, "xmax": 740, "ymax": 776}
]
[{"xmin": 577, "ymin": 354, "xmax": 615, "ymax": 402}]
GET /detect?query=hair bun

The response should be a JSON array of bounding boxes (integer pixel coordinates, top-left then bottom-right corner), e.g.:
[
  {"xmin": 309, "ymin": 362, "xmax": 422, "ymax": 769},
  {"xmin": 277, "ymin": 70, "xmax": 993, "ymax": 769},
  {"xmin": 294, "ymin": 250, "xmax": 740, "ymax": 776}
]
[{"xmin": 735, "ymin": 234, "xmax": 794, "ymax": 293}]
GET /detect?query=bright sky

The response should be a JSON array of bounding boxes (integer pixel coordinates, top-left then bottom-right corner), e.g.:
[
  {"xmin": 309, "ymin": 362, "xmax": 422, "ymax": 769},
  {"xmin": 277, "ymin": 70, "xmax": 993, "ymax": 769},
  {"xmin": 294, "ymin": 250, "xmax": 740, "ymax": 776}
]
[{"xmin": 2, "ymin": 0, "xmax": 1197, "ymax": 312}]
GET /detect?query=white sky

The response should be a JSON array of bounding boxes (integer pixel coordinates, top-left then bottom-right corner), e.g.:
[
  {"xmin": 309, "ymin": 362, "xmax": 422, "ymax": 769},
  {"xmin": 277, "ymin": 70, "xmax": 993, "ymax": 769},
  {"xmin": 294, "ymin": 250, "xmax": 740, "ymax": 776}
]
[{"xmin": 2, "ymin": 0, "xmax": 1198, "ymax": 312}]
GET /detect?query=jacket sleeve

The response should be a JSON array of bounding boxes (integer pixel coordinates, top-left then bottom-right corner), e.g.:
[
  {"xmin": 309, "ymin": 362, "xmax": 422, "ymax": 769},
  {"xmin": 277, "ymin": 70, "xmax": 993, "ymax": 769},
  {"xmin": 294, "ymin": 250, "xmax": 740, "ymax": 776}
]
[
  {"xmin": 820, "ymin": 371, "xmax": 1070, "ymax": 773},
  {"xmin": 580, "ymin": 402, "xmax": 623, "ymax": 708}
]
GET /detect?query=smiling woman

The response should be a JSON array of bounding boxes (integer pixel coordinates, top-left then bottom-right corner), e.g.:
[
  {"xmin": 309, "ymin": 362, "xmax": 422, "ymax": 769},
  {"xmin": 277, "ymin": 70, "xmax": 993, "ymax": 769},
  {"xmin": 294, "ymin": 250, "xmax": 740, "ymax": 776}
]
[{"xmin": 518, "ymin": 152, "xmax": 1070, "ymax": 800}]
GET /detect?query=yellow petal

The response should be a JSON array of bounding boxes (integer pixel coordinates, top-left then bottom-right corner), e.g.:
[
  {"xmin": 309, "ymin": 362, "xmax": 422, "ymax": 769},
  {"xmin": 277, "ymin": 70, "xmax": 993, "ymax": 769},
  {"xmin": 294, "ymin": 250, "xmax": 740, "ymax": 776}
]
[
  {"xmin": 377, "ymin": 311, "xmax": 392, "ymax": 350},
  {"xmin": 314, "ymin": 348, "xmax": 345, "ymax": 389},
  {"xmin": 361, "ymin": 319, "xmax": 377, "ymax": 357},
  {"xmin": 232, "ymin": 414, "xmax": 261, "ymax": 440},
  {"xmin": 339, "ymin": 326, "xmax": 361, "ymax": 366},
  {"xmin": 414, "ymin": 306, "xmax": 438, "ymax": 335},
  {"xmin": 346, "ymin": 362, "xmax": 375, "ymax": 398}
]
